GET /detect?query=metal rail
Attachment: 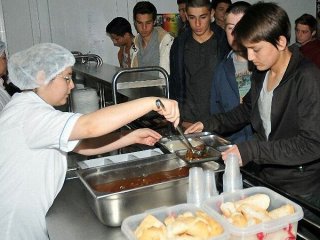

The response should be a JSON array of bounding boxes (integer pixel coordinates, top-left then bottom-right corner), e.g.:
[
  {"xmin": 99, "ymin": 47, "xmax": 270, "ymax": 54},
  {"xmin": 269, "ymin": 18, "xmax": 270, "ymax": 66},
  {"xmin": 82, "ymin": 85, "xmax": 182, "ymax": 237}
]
[{"xmin": 112, "ymin": 66, "xmax": 170, "ymax": 104}]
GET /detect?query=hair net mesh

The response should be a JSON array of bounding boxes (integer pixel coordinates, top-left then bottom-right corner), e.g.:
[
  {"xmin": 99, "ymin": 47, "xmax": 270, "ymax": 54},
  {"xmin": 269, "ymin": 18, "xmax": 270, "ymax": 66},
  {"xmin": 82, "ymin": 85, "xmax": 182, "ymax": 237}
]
[
  {"xmin": 8, "ymin": 43, "xmax": 75, "ymax": 90},
  {"xmin": 0, "ymin": 41, "xmax": 5, "ymax": 56}
]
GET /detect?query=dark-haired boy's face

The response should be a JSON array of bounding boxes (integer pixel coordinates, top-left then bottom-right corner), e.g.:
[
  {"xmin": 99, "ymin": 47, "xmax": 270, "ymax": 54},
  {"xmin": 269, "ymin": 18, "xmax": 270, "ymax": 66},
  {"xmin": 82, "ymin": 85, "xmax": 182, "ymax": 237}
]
[
  {"xmin": 109, "ymin": 34, "xmax": 126, "ymax": 47},
  {"xmin": 244, "ymin": 41, "xmax": 280, "ymax": 71},
  {"xmin": 225, "ymin": 13, "xmax": 244, "ymax": 51},
  {"xmin": 187, "ymin": 7, "xmax": 213, "ymax": 39},
  {"xmin": 134, "ymin": 14, "xmax": 155, "ymax": 39},
  {"xmin": 178, "ymin": 3, "xmax": 187, "ymax": 23},
  {"xmin": 214, "ymin": 2, "xmax": 230, "ymax": 28},
  {"xmin": 295, "ymin": 23, "xmax": 314, "ymax": 46}
]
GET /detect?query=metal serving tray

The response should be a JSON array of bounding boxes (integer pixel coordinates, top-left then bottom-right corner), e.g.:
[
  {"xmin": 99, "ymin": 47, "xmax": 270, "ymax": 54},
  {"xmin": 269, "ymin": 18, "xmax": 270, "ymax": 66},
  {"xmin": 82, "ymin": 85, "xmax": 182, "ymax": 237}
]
[
  {"xmin": 159, "ymin": 132, "xmax": 231, "ymax": 153},
  {"xmin": 76, "ymin": 154, "xmax": 221, "ymax": 226},
  {"xmin": 175, "ymin": 146, "xmax": 222, "ymax": 164}
]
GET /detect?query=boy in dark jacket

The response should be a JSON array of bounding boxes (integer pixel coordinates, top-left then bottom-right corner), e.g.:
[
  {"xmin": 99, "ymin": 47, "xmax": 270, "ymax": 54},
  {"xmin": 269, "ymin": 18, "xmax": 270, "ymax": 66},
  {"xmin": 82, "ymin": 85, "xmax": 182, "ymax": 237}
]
[{"xmin": 169, "ymin": 0, "xmax": 230, "ymax": 128}]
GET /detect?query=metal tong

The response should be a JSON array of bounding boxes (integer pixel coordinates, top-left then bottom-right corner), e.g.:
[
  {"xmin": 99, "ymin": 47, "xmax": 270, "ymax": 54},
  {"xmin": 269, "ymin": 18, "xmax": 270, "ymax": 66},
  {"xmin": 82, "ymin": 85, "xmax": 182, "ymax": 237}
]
[{"xmin": 155, "ymin": 99, "xmax": 203, "ymax": 156}]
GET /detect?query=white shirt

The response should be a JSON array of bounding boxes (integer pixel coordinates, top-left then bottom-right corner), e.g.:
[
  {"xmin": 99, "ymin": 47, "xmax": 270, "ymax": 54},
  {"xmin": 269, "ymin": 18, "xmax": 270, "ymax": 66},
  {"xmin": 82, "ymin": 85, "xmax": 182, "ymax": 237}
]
[
  {"xmin": 258, "ymin": 71, "xmax": 277, "ymax": 140},
  {"xmin": 0, "ymin": 91, "xmax": 81, "ymax": 240}
]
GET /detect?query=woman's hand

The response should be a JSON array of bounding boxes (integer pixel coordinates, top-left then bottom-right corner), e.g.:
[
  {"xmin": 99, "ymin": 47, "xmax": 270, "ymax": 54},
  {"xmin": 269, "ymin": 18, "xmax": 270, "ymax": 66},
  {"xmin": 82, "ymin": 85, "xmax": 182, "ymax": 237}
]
[
  {"xmin": 126, "ymin": 128, "xmax": 162, "ymax": 146},
  {"xmin": 184, "ymin": 122, "xmax": 204, "ymax": 134},
  {"xmin": 221, "ymin": 145, "xmax": 243, "ymax": 166},
  {"xmin": 154, "ymin": 98, "xmax": 180, "ymax": 128}
]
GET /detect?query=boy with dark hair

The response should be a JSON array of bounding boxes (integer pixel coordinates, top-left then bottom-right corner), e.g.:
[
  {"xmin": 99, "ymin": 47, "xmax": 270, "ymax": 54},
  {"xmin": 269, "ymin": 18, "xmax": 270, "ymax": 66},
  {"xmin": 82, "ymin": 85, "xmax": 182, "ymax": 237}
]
[
  {"xmin": 177, "ymin": 0, "xmax": 187, "ymax": 35},
  {"xmin": 131, "ymin": 1, "xmax": 174, "ymax": 74},
  {"xmin": 169, "ymin": 0, "xmax": 230, "ymax": 127},
  {"xmin": 211, "ymin": 0, "xmax": 232, "ymax": 29},
  {"xmin": 106, "ymin": 17, "xmax": 134, "ymax": 68},
  {"xmin": 295, "ymin": 13, "xmax": 320, "ymax": 68},
  {"xmin": 210, "ymin": 1, "xmax": 252, "ymax": 144}
]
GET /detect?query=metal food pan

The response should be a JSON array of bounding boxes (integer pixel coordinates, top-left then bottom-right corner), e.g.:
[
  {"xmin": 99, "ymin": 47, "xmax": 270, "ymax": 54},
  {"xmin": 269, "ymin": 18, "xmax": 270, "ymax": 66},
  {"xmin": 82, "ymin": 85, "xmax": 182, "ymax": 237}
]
[
  {"xmin": 159, "ymin": 132, "xmax": 231, "ymax": 153},
  {"xmin": 76, "ymin": 153, "xmax": 221, "ymax": 226},
  {"xmin": 175, "ymin": 146, "xmax": 221, "ymax": 165}
]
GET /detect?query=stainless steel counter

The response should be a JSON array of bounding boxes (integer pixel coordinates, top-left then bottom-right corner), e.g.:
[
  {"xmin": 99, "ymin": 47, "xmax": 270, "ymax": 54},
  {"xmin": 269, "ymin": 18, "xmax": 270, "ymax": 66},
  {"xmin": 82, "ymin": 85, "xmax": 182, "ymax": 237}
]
[
  {"xmin": 72, "ymin": 63, "xmax": 168, "ymax": 107},
  {"xmin": 47, "ymin": 171, "xmax": 319, "ymax": 240},
  {"xmin": 73, "ymin": 63, "xmax": 166, "ymax": 89},
  {"xmin": 46, "ymin": 178, "xmax": 126, "ymax": 240}
]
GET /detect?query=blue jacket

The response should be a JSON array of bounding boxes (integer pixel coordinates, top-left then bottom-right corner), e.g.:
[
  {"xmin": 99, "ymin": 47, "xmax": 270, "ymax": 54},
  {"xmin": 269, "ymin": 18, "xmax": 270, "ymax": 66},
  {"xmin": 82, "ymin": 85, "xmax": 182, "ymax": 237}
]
[{"xmin": 210, "ymin": 51, "xmax": 253, "ymax": 144}]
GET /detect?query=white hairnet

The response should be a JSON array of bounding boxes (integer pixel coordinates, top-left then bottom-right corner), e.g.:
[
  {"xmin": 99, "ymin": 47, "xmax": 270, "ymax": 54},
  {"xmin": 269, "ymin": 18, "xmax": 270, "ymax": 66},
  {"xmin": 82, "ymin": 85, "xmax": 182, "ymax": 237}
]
[
  {"xmin": 8, "ymin": 43, "xmax": 75, "ymax": 90},
  {"xmin": 0, "ymin": 41, "xmax": 5, "ymax": 56}
]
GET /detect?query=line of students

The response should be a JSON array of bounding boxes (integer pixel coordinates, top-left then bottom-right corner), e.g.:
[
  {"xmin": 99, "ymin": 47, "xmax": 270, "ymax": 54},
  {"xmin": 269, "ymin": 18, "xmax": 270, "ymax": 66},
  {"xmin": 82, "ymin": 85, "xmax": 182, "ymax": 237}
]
[
  {"xmin": 107, "ymin": 0, "xmax": 320, "ymax": 205},
  {"xmin": 106, "ymin": 0, "xmax": 320, "ymax": 227}
]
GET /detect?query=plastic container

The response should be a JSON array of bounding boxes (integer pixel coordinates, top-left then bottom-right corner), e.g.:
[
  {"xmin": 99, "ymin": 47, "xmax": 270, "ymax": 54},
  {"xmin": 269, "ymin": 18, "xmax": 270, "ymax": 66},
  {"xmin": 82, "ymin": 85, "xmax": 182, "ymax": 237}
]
[
  {"xmin": 203, "ymin": 187, "xmax": 304, "ymax": 240},
  {"xmin": 121, "ymin": 203, "xmax": 229, "ymax": 240}
]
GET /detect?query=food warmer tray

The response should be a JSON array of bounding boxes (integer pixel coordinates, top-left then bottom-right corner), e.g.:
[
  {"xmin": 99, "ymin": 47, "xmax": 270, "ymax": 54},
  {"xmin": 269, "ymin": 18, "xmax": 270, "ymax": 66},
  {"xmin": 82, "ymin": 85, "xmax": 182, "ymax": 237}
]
[
  {"xmin": 76, "ymin": 153, "xmax": 222, "ymax": 227},
  {"xmin": 175, "ymin": 146, "xmax": 222, "ymax": 164}
]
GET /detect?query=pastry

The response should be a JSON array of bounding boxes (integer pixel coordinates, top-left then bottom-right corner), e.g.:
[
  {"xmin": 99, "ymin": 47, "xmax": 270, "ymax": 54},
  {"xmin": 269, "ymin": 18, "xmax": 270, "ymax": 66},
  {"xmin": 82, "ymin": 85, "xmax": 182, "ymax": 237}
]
[
  {"xmin": 234, "ymin": 193, "xmax": 270, "ymax": 210},
  {"xmin": 268, "ymin": 204, "xmax": 295, "ymax": 219}
]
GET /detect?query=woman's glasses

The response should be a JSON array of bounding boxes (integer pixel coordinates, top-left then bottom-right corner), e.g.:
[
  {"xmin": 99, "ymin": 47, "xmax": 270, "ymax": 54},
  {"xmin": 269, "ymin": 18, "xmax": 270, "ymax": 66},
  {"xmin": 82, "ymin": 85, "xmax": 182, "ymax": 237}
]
[{"xmin": 57, "ymin": 74, "xmax": 73, "ymax": 84}]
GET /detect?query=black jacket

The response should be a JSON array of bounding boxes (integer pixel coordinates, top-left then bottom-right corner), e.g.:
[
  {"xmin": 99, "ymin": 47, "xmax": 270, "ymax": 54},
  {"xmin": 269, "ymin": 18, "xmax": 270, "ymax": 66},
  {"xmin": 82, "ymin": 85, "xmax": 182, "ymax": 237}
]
[
  {"xmin": 203, "ymin": 48, "xmax": 320, "ymax": 195},
  {"xmin": 169, "ymin": 22, "xmax": 230, "ymax": 105}
]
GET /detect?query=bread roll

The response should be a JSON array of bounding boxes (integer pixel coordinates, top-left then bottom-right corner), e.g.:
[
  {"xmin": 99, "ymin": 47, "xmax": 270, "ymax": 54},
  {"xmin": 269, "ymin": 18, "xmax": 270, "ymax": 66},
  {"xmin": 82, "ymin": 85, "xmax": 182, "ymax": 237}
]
[
  {"xmin": 166, "ymin": 218, "xmax": 189, "ymax": 236},
  {"xmin": 186, "ymin": 218, "xmax": 211, "ymax": 238},
  {"xmin": 164, "ymin": 215, "xmax": 175, "ymax": 226},
  {"xmin": 229, "ymin": 212, "xmax": 248, "ymax": 228},
  {"xmin": 173, "ymin": 235, "xmax": 202, "ymax": 240},
  {"xmin": 166, "ymin": 211, "xmax": 223, "ymax": 239},
  {"xmin": 235, "ymin": 194, "xmax": 270, "ymax": 210},
  {"xmin": 196, "ymin": 211, "xmax": 224, "ymax": 236},
  {"xmin": 136, "ymin": 211, "xmax": 224, "ymax": 240},
  {"xmin": 220, "ymin": 201, "xmax": 237, "ymax": 218},
  {"xmin": 268, "ymin": 204, "xmax": 295, "ymax": 219},
  {"xmin": 238, "ymin": 203, "xmax": 272, "ymax": 223},
  {"xmin": 137, "ymin": 227, "xmax": 167, "ymax": 240},
  {"xmin": 135, "ymin": 214, "xmax": 166, "ymax": 240}
]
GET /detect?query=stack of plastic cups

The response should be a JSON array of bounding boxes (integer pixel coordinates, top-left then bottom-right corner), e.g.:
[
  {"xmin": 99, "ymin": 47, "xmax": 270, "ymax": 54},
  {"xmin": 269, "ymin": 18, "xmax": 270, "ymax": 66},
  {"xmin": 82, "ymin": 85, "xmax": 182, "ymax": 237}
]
[
  {"xmin": 223, "ymin": 153, "xmax": 243, "ymax": 193},
  {"xmin": 187, "ymin": 167, "xmax": 205, "ymax": 207},
  {"xmin": 203, "ymin": 169, "xmax": 219, "ymax": 200}
]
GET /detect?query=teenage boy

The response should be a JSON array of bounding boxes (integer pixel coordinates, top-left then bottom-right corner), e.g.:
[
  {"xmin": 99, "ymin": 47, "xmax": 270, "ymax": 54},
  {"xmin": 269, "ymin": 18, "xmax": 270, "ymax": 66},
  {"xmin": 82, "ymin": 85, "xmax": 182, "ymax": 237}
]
[
  {"xmin": 131, "ymin": 1, "xmax": 174, "ymax": 74},
  {"xmin": 210, "ymin": 1, "xmax": 252, "ymax": 144},
  {"xmin": 106, "ymin": 17, "xmax": 134, "ymax": 68},
  {"xmin": 295, "ymin": 13, "xmax": 320, "ymax": 68},
  {"xmin": 169, "ymin": 0, "xmax": 229, "ymax": 128},
  {"xmin": 177, "ymin": 0, "xmax": 187, "ymax": 35},
  {"xmin": 211, "ymin": 0, "xmax": 232, "ymax": 30}
]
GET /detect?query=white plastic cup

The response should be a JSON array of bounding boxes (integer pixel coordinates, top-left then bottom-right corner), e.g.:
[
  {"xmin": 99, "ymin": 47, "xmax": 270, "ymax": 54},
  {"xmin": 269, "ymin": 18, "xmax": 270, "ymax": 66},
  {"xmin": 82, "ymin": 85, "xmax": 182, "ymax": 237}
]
[
  {"xmin": 203, "ymin": 169, "xmax": 218, "ymax": 199},
  {"xmin": 187, "ymin": 167, "xmax": 205, "ymax": 206},
  {"xmin": 223, "ymin": 153, "xmax": 243, "ymax": 193}
]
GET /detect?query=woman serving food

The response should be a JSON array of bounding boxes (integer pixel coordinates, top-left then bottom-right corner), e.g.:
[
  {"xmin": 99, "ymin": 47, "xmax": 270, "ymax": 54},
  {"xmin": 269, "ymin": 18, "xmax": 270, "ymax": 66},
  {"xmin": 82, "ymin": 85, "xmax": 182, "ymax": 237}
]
[{"xmin": 0, "ymin": 43, "xmax": 180, "ymax": 239}]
